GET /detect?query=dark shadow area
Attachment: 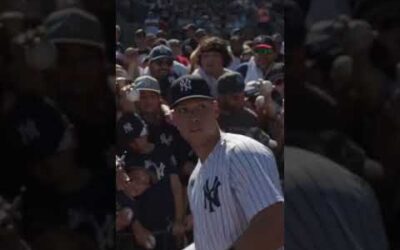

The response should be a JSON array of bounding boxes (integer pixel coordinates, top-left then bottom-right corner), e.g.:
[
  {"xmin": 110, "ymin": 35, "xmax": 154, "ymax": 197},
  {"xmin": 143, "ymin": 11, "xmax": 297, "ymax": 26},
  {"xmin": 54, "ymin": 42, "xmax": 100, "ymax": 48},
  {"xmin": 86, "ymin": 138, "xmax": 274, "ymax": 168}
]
[
  {"xmin": 285, "ymin": 0, "xmax": 400, "ymax": 249},
  {"xmin": 1, "ymin": 1, "xmax": 115, "ymax": 250}
]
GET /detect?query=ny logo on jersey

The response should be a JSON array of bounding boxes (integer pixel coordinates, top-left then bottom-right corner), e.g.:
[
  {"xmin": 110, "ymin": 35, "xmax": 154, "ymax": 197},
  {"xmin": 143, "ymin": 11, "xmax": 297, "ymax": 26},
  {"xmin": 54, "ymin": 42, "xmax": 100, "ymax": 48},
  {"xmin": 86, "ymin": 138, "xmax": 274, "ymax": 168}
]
[
  {"xmin": 123, "ymin": 122, "xmax": 133, "ymax": 134},
  {"xmin": 179, "ymin": 78, "xmax": 192, "ymax": 92},
  {"xmin": 18, "ymin": 119, "xmax": 40, "ymax": 145},
  {"xmin": 144, "ymin": 160, "xmax": 166, "ymax": 180},
  {"xmin": 203, "ymin": 176, "xmax": 221, "ymax": 213},
  {"xmin": 160, "ymin": 133, "xmax": 173, "ymax": 146}
]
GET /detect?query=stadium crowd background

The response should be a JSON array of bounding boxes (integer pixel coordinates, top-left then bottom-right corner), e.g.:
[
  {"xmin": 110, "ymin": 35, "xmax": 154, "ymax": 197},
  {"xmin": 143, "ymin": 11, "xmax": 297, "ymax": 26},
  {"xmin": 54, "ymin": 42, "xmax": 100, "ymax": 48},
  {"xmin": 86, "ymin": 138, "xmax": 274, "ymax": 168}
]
[
  {"xmin": 115, "ymin": 0, "xmax": 284, "ymax": 249},
  {"xmin": 0, "ymin": 0, "xmax": 399, "ymax": 250}
]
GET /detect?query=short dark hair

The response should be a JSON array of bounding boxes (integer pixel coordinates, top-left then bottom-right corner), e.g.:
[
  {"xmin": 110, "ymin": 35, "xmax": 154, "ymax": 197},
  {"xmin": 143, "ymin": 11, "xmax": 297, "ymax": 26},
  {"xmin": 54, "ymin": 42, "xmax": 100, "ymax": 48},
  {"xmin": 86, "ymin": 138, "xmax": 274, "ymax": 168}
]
[{"xmin": 198, "ymin": 37, "xmax": 232, "ymax": 67}]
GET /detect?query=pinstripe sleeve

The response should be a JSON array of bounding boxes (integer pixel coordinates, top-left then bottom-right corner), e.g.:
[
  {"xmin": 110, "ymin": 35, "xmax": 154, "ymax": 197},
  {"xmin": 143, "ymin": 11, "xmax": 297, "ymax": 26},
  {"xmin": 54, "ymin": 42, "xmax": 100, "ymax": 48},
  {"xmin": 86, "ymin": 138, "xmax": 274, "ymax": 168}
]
[{"xmin": 229, "ymin": 140, "xmax": 284, "ymax": 221}]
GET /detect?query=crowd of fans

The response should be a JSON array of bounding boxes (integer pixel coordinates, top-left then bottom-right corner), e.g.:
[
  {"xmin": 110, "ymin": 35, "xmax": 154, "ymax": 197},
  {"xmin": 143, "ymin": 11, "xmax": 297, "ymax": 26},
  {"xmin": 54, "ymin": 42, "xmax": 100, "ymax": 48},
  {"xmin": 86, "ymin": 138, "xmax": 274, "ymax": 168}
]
[
  {"xmin": 115, "ymin": 0, "xmax": 284, "ymax": 249},
  {"xmin": 1, "ymin": 0, "xmax": 399, "ymax": 249},
  {"xmin": 1, "ymin": 2, "xmax": 115, "ymax": 250},
  {"xmin": 117, "ymin": 0, "xmax": 283, "ymax": 43}
]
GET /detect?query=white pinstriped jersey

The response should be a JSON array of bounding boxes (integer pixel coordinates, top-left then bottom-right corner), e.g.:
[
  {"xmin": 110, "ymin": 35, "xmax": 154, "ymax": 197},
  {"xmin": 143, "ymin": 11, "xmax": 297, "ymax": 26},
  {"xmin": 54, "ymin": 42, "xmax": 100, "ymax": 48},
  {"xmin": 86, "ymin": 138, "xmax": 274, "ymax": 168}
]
[{"xmin": 188, "ymin": 132, "xmax": 284, "ymax": 250}]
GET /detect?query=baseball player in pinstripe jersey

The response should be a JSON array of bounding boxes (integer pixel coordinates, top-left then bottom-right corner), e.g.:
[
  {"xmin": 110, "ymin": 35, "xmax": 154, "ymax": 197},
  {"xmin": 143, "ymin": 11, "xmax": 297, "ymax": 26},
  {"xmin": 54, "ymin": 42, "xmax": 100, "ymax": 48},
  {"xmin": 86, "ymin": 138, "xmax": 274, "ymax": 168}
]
[{"xmin": 169, "ymin": 75, "xmax": 284, "ymax": 250}]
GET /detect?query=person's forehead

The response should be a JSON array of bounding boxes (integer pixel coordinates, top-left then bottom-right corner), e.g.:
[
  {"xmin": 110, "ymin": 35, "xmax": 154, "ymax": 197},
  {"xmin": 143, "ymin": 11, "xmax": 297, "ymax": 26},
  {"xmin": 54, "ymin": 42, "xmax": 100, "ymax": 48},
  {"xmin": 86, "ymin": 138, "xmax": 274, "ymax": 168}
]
[
  {"xmin": 175, "ymin": 98, "xmax": 212, "ymax": 108},
  {"xmin": 139, "ymin": 90, "xmax": 159, "ymax": 97},
  {"xmin": 152, "ymin": 58, "xmax": 173, "ymax": 64}
]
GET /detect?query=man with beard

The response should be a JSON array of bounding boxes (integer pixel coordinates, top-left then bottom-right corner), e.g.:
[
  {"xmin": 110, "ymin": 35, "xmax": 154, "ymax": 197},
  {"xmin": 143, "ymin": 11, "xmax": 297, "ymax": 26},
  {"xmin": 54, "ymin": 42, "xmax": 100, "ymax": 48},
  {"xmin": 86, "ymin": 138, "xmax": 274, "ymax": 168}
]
[{"xmin": 144, "ymin": 45, "xmax": 179, "ymax": 101}]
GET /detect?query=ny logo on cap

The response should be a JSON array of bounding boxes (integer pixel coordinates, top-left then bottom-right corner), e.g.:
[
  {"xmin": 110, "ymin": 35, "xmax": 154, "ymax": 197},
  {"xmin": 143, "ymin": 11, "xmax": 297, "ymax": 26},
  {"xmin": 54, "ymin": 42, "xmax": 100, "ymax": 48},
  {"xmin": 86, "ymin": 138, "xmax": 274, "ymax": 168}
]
[{"xmin": 179, "ymin": 78, "xmax": 192, "ymax": 92}]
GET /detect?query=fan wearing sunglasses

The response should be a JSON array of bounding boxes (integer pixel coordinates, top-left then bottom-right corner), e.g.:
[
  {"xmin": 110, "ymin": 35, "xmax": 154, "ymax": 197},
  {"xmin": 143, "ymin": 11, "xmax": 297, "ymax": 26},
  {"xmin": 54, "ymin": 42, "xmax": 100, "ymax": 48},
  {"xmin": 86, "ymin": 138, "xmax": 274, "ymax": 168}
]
[{"xmin": 235, "ymin": 35, "xmax": 284, "ymax": 84}]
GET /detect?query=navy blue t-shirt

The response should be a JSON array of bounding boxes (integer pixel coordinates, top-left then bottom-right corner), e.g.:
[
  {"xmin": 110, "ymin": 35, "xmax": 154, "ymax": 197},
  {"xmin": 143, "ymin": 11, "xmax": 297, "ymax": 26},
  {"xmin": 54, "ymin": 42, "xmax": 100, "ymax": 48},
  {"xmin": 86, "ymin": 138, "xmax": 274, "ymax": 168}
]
[
  {"xmin": 135, "ymin": 177, "xmax": 175, "ymax": 231},
  {"xmin": 146, "ymin": 118, "xmax": 195, "ymax": 169},
  {"xmin": 123, "ymin": 144, "xmax": 178, "ymax": 182}
]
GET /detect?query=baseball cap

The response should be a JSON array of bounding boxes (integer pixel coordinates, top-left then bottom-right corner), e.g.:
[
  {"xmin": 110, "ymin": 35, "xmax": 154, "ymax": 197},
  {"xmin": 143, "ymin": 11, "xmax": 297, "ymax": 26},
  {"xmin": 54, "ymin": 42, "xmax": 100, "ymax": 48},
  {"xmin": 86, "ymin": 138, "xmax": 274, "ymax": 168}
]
[
  {"xmin": 217, "ymin": 72, "xmax": 245, "ymax": 96},
  {"xmin": 44, "ymin": 8, "xmax": 104, "ymax": 50},
  {"xmin": 9, "ymin": 97, "xmax": 75, "ymax": 162},
  {"xmin": 134, "ymin": 76, "xmax": 160, "ymax": 94},
  {"xmin": 170, "ymin": 75, "xmax": 213, "ymax": 107},
  {"xmin": 148, "ymin": 45, "xmax": 173, "ymax": 62},
  {"xmin": 253, "ymin": 35, "xmax": 275, "ymax": 50},
  {"xmin": 117, "ymin": 113, "xmax": 148, "ymax": 146},
  {"xmin": 254, "ymin": 44, "xmax": 273, "ymax": 54}
]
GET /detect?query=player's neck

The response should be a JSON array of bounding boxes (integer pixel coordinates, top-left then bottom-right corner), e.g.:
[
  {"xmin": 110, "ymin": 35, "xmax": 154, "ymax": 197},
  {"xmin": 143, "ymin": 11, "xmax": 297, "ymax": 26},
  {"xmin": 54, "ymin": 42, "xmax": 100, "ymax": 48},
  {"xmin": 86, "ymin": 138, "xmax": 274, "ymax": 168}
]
[{"xmin": 195, "ymin": 130, "xmax": 221, "ymax": 163}]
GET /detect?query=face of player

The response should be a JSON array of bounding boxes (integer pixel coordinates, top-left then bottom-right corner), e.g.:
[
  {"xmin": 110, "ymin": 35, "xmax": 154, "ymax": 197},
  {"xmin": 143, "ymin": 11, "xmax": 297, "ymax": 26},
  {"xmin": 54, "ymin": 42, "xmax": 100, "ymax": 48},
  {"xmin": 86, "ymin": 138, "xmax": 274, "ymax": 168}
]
[
  {"xmin": 137, "ymin": 90, "xmax": 161, "ymax": 114},
  {"xmin": 149, "ymin": 58, "xmax": 173, "ymax": 79},
  {"xmin": 200, "ymin": 51, "xmax": 224, "ymax": 76},
  {"xmin": 172, "ymin": 98, "xmax": 219, "ymax": 147}
]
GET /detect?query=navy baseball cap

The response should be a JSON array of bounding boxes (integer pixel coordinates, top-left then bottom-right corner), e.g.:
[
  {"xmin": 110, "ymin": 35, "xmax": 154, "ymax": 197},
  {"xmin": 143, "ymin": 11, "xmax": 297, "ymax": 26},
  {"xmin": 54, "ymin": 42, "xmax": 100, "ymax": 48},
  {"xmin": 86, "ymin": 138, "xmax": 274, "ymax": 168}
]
[
  {"xmin": 217, "ymin": 72, "xmax": 245, "ymax": 96},
  {"xmin": 170, "ymin": 75, "xmax": 213, "ymax": 107},
  {"xmin": 148, "ymin": 45, "xmax": 173, "ymax": 62},
  {"xmin": 117, "ymin": 113, "xmax": 148, "ymax": 146},
  {"xmin": 9, "ymin": 97, "xmax": 74, "ymax": 162}
]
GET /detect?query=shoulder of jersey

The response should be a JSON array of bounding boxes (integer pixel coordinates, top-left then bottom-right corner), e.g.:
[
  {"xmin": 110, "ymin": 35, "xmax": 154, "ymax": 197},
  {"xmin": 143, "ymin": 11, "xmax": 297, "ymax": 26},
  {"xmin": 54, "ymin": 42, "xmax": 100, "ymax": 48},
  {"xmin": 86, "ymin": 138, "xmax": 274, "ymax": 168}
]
[{"xmin": 223, "ymin": 132, "xmax": 273, "ymax": 156}]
